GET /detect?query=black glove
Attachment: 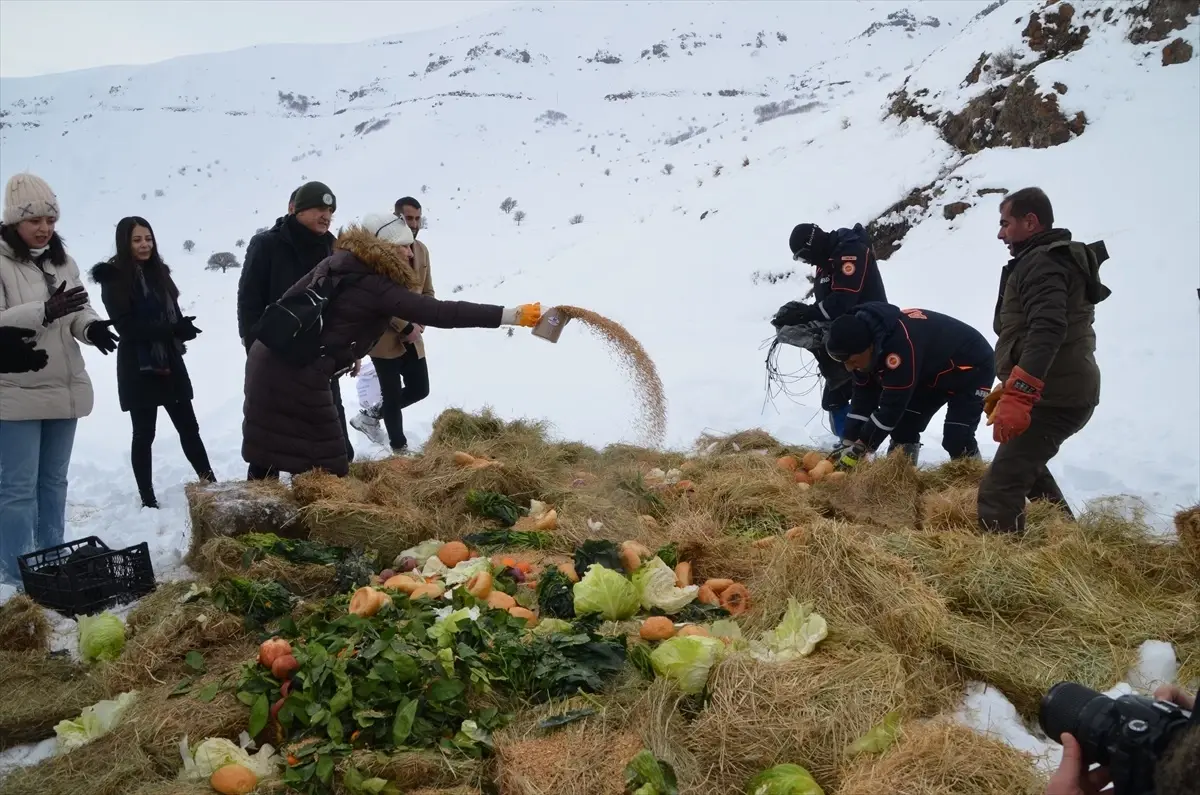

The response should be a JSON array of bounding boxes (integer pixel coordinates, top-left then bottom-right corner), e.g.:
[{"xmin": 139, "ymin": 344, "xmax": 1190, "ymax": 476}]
[
  {"xmin": 43, "ymin": 281, "xmax": 89, "ymax": 324},
  {"xmin": 174, "ymin": 315, "xmax": 202, "ymax": 341},
  {"xmin": 85, "ymin": 320, "xmax": 119, "ymax": 354},
  {"xmin": 0, "ymin": 327, "xmax": 49, "ymax": 374},
  {"xmin": 772, "ymin": 301, "xmax": 819, "ymax": 329}
]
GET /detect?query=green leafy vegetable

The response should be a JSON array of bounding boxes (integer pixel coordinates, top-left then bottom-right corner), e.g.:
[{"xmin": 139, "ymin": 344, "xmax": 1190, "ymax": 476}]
[
  {"xmin": 211, "ymin": 577, "xmax": 294, "ymax": 628},
  {"xmin": 649, "ymin": 635, "xmax": 724, "ymax": 695},
  {"xmin": 624, "ymin": 749, "xmax": 679, "ymax": 795},
  {"xmin": 661, "ymin": 600, "xmax": 729, "ymax": 624},
  {"xmin": 536, "ymin": 566, "xmax": 576, "ymax": 619},
  {"xmin": 240, "ymin": 533, "xmax": 349, "ymax": 566},
  {"xmin": 745, "ymin": 763, "xmax": 824, "ymax": 795},
  {"xmin": 845, "ymin": 711, "xmax": 901, "ymax": 757},
  {"xmin": 248, "ymin": 693, "xmax": 269, "ymax": 737},
  {"xmin": 537, "ymin": 707, "xmax": 597, "ymax": 730},
  {"xmin": 334, "ymin": 549, "xmax": 379, "ymax": 593},
  {"xmin": 748, "ymin": 599, "xmax": 828, "ymax": 663},
  {"xmin": 465, "ymin": 489, "xmax": 524, "ymax": 526},
  {"xmin": 185, "ymin": 651, "xmax": 206, "ymax": 672},
  {"xmin": 653, "ymin": 543, "xmax": 679, "ymax": 569},
  {"xmin": 573, "ymin": 539, "xmax": 623, "ymax": 577},
  {"xmin": 77, "ymin": 612, "xmax": 126, "ymax": 663},
  {"xmin": 462, "ymin": 528, "xmax": 555, "ymax": 550},
  {"xmin": 54, "ymin": 691, "xmax": 138, "ymax": 751},
  {"xmin": 196, "ymin": 681, "xmax": 221, "ymax": 703},
  {"xmin": 632, "ymin": 557, "xmax": 699, "ymax": 614},
  {"xmin": 573, "ymin": 564, "xmax": 639, "ymax": 621}
]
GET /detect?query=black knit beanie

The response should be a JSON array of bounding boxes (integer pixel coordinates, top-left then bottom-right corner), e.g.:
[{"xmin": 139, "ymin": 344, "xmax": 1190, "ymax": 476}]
[
  {"xmin": 293, "ymin": 181, "xmax": 336, "ymax": 214},
  {"xmin": 789, "ymin": 223, "xmax": 832, "ymax": 262},
  {"xmin": 825, "ymin": 313, "xmax": 873, "ymax": 359}
]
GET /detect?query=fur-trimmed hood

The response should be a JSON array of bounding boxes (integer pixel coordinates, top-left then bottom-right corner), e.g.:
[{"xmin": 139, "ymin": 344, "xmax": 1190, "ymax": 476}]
[
  {"xmin": 89, "ymin": 259, "xmax": 120, "ymax": 283},
  {"xmin": 334, "ymin": 225, "xmax": 418, "ymax": 289}
]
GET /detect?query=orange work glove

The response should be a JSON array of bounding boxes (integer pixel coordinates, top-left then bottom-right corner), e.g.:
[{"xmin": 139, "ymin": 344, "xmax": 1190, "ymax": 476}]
[
  {"xmin": 984, "ymin": 383, "xmax": 1005, "ymax": 426},
  {"xmin": 502, "ymin": 303, "xmax": 543, "ymax": 327},
  {"xmin": 991, "ymin": 366, "xmax": 1044, "ymax": 444}
]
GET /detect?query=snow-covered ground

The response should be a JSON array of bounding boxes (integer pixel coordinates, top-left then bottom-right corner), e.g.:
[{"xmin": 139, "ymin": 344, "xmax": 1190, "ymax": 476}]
[{"xmin": 1, "ymin": 0, "xmax": 1198, "ymax": 778}]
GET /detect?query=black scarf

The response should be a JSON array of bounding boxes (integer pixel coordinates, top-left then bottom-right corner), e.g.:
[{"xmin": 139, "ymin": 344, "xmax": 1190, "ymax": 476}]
[{"xmin": 132, "ymin": 266, "xmax": 180, "ymax": 376}]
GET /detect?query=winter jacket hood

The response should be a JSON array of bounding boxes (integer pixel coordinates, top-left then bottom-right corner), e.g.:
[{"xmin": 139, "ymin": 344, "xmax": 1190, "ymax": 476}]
[
  {"xmin": 332, "ymin": 225, "xmax": 419, "ymax": 289},
  {"xmin": 851, "ymin": 301, "xmax": 902, "ymax": 369},
  {"xmin": 0, "ymin": 236, "xmax": 101, "ymax": 420}
]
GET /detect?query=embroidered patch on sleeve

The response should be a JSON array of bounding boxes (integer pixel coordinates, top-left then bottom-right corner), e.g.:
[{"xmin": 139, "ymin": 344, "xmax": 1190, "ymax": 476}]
[
  {"xmin": 841, "ymin": 261, "xmax": 856, "ymax": 276},
  {"xmin": 885, "ymin": 353, "xmax": 902, "ymax": 370}
]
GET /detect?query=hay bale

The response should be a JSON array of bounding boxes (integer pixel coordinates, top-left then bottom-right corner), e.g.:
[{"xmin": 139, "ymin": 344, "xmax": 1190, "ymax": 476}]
[
  {"xmin": 427, "ymin": 407, "xmax": 550, "ymax": 451},
  {"xmin": 837, "ymin": 720, "xmax": 1045, "ymax": 795},
  {"xmin": 744, "ymin": 521, "xmax": 951, "ymax": 659},
  {"xmin": 1174, "ymin": 504, "xmax": 1200, "ymax": 573},
  {"xmin": 302, "ymin": 500, "xmax": 438, "ymax": 563},
  {"xmin": 821, "ymin": 451, "xmax": 922, "ymax": 530},
  {"xmin": 493, "ymin": 696, "xmax": 645, "ymax": 795},
  {"xmin": 680, "ymin": 454, "xmax": 821, "ymax": 538},
  {"xmin": 918, "ymin": 457, "xmax": 990, "ymax": 491},
  {"xmin": 185, "ymin": 480, "xmax": 300, "ymax": 564},
  {"xmin": 291, "ymin": 469, "xmax": 371, "ymax": 506},
  {"xmin": 0, "ymin": 651, "xmax": 107, "ymax": 750},
  {"xmin": 0, "ymin": 594, "xmax": 50, "ymax": 652},
  {"xmin": 333, "ymin": 750, "xmax": 480, "ymax": 794},
  {"xmin": 0, "ymin": 729, "xmax": 161, "ymax": 795},
  {"xmin": 193, "ymin": 536, "xmax": 339, "ymax": 598},
  {"xmin": 688, "ymin": 640, "xmax": 944, "ymax": 792},
  {"xmin": 103, "ymin": 582, "xmax": 248, "ymax": 694},
  {"xmin": 650, "ymin": 511, "xmax": 768, "ymax": 585},
  {"xmin": 694, "ymin": 428, "xmax": 786, "ymax": 455},
  {"xmin": 921, "ymin": 487, "xmax": 978, "ymax": 532}
]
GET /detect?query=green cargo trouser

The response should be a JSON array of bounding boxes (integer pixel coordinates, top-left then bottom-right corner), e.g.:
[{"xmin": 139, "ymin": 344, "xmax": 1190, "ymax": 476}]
[{"xmin": 977, "ymin": 405, "xmax": 1094, "ymax": 533}]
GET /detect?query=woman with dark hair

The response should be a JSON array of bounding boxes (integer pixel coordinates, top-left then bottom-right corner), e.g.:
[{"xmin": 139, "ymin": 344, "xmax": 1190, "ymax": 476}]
[
  {"xmin": 91, "ymin": 216, "xmax": 215, "ymax": 508},
  {"xmin": 0, "ymin": 173, "xmax": 118, "ymax": 585}
]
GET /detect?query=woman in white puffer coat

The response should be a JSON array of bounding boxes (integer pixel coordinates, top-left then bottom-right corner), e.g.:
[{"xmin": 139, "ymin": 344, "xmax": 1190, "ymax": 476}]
[{"xmin": 0, "ymin": 173, "xmax": 118, "ymax": 585}]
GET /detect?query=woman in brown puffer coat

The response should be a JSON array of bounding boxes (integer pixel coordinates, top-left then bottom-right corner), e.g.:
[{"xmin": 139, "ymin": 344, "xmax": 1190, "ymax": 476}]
[{"xmin": 242, "ymin": 213, "xmax": 542, "ymax": 478}]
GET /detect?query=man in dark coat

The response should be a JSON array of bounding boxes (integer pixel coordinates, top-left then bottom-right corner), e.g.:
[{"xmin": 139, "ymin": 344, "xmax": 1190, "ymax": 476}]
[
  {"xmin": 977, "ymin": 187, "xmax": 1110, "ymax": 533},
  {"xmin": 771, "ymin": 222, "xmax": 887, "ymax": 439},
  {"xmin": 236, "ymin": 181, "xmax": 356, "ymax": 474},
  {"xmin": 824, "ymin": 302, "xmax": 995, "ymax": 467},
  {"xmin": 242, "ymin": 214, "xmax": 543, "ymax": 478}
]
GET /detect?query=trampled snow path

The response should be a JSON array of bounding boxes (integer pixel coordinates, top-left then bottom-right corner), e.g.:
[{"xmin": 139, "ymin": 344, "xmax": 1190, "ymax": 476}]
[{"xmin": 1, "ymin": 0, "xmax": 1197, "ymax": 781}]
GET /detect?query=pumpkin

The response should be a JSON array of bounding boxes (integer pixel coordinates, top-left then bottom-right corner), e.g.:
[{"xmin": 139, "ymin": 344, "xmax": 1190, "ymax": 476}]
[
  {"xmin": 826, "ymin": 471, "xmax": 847, "ymax": 483},
  {"xmin": 675, "ymin": 479, "xmax": 695, "ymax": 493},
  {"xmin": 211, "ymin": 764, "xmax": 257, "ymax": 795},
  {"xmin": 639, "ymin": 616, "xmax": 676, "ymax": 641},
  {"xmin": 438, "ymin": 541, "xmax": 471, "ymax": 567},
  {"xmin": 752, "ymin": 536, "xmax": 777, "ymax": 549},
  {"xmin": 557, "ymin": 562, "xmax": 579, "ymax": 583},
  {"xmin": 452, "ymin": 451, "xmax": 476, "ymax": 466},
  {"xmin": 620, "ymin": 540, "xmax": 652, "ymax": 573},
  {"xmin": 383, "ymin": 574, "xmax": 423, "ymax": 593},
  {"xmin": 466, "ymin": 571, "xmax": 493, "ymax": 599},
  {"xmin": 809, "ymin": 460, "xmax": 835, "ymax": 481},
  {"xmin": 533, "ymin": 509, "xmax": 558, "ymax": 531},
  {"xmin": 508, "ymin": 606, "xmax": 537, "ymax": 625},
  {"xmin": 802, "ymin": 452, "xmax": 825, "ymax": 472},
  {"xmin": 409, "ymin": 583, "xmax": 445, "ymax": 600},
  {"xmin": 349, "ymin": 586, "xmax": 391, "ymax": 617},
  {"xmin": 776, "ymin": 456, "xmax": 799, "ymax": 472},
  {"xmin": 785, "ymin": 526, "xmax": 808, "ymax": 542},
  {"xmin": 271, "ymin": 654, "xmax": 300, "ymax": 680},
  {"xmin": 674, "ymin": 561, "xmax": 692, "ymax": 588},
  {"xmin": 487, "ymin": 591, "xmax": 517, "ymax": 610},
  {"xmin": 703, "ymin": 578, "xmax": 733, "ymax": 594},
  {"xmin": 258, "ymin": 637, "xmax": 292, "ymax": 669},
  {"xmin": 677, "ymin": 624, "xmax": 710, "ymax": 638},
  {"xmin": 719, "ymin": 583, "xmax": 750, "ymax": 616},
  {"xmin": 794, "ymin": 470, "xmax": 813, "ymax": 485},
  {"xmin": 696, "ymin": 585, "xmax": 720, "ymax": 606}
]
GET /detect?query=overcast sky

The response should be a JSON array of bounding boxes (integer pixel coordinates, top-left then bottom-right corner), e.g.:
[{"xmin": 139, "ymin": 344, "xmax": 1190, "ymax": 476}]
[{"xmin": 0, "ymin": 0, "xmax": 516, "ymax": 78}]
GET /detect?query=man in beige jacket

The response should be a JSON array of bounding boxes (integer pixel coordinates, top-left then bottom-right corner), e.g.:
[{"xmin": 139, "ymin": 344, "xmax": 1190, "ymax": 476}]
[{"xmin": 349, "ymin": 198, "xmax": 433, "ymax": 453}]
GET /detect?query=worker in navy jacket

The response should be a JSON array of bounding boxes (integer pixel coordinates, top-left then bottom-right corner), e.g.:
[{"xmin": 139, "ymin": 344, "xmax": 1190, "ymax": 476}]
[
  {"xmin": 823, "ymin": 302, "xmax": 994, "ymax": 466},
  {"xmin": 772, "ymin": 223, "xmax": 887, "ymax": 438}
]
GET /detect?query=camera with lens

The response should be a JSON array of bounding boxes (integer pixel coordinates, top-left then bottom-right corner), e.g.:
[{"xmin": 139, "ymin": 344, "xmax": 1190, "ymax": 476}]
[{"xmin": 1040, "ymin": 681, "xmax": 1195, "ymax": 795}]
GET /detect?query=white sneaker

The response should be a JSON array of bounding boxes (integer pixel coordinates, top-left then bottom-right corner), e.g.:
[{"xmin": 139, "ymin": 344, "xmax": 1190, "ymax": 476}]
[{"xmin": 350, "ymin": 411, "xmax": 388, "ymax": 446}]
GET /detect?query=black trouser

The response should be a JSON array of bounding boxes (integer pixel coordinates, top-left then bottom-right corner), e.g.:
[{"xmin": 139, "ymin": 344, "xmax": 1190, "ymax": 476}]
[
  {"xmin": 372, "ymin": 347, "xmax": 431, "ymax": 450},
  {"xmin": 813, "ymin": 346, "xmax": 853, "ymax": 411},
  {"xmin": 130, "ymin": 401, "xmax": 213, "ymax": 504},
  {"xmin": 246, "ymin": 463, "xmax": 280, "ymax": 481},
  {"xmin": 977, "ymin": 405, "xmax": 1094, "ymax": 533},
  {"xmin": 331, "ymin": 374, "xmax": 354, "ymax": 463},
  {"xmin": 887, "ymin": 367, "xmax": 994, "ymax": 460}
]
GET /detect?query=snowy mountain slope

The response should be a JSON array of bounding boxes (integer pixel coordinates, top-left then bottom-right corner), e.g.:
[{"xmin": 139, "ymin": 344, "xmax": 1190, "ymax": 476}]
[{"xmin": 0, "ymin": 0, "xmax": 1197, "ymax": 587}]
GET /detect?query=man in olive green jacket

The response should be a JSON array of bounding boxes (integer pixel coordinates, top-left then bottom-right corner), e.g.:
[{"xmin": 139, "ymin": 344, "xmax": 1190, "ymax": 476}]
[{"xmin": 978, "ymin": 187, "xmax": 1111, "ymax": 533}]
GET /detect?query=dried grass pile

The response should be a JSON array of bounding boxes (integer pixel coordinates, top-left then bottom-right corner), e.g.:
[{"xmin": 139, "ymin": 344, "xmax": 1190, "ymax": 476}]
[
  {"xmin": 1176, "ymin": 504, "xmax": 1200, "ymax": 574},
  {"xmin": 0, "ymin": 594, "xmax": 50, "ymax": 652},
  {"xmin": 334, "ymin": 750, "xmax": 481, "ymax": 793},
  {"xmin": 193, "ymin": 536, "xmax": 338, "ymax": 598},
  {"xmin": 0, "ymin": 729, "xmax": 161, "ymax": 795},
  {"xmin": 921, "ymin": 486, "xmax": 979, "ymax": 531},
  {"xmin": 0, "ymin": 650, "xmax": 107, "ymax": 750},
  {"xmin": 185, "ymin": 479, "xmax": 299, "ymax": 562},
  {"xmin": 679, "ymin": 454, "xmax": 822, "ymax": 538},
  {"xmin": 694, "ymin": 429, "xmax": 787, "ymax": 456},
  {"xmin": 820, "ymin": 451, "xmax": 923, "ymax": 530},
  {"xmin": 493, "ymin": 696, "xmax": 645, "ymax": 795},
  {"xmin": 837, "ymin": 720, "xmax": 1045, "ymax": 795},
  {"xmin": 917, "ymin": 457, "xmax": 990, "ymax": 492},
  {"xmin": 687, "ymin": 638, "xmax": 949, "ymax": 792}
]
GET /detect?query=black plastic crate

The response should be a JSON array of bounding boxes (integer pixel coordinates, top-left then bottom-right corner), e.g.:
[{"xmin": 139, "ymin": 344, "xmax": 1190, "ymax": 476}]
[{"xmin": 18, "ymin": 536, "xmax": 157, "ymax": 616}]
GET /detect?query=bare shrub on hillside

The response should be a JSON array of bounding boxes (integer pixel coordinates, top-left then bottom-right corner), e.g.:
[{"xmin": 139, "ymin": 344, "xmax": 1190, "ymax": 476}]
[
  {"xmin": 568, "ymin": 214, "xmax": 584, "ymax": 225},
  {"xmin": 754, "ymin": 99, "xmax": 821, "ymax": 124},
  {"xmin": 182, "ymin": 240, "xmax": 195, "ymax": 253},
  {"xmin": 206, "ymin": 252, "xmax": 241, "ymax": 273},
  {"xmin": 277, "ymin": 91, "xmax": 311, "ymax": 114},
  {"xmin": 536, "ymin": 109, "xmax": 568, "ymax": 126},
  {"xmin": 662, "ymin": 163, "xmax": 675, "ymax": 175},
  {"xmin": 751, "ymin": 270, "xmax": 796, "ymax": 286},
  {"xmin": 513, "ymin": 210, "xmax": 526, "ymax": 226},
  {"xmin": 235, "ymin": 239, "xmax": 245, "ymax": 248},
  {"xmin": 500, "ymin": 197, "xmax": 518, "ymax": 214}
]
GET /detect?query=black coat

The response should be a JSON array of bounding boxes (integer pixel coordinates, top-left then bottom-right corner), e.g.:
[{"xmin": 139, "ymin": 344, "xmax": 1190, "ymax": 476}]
[
  {"xmin": 812, "ymin": 224, "xmax": 888, "ymax": 320},
  {"xmin": 90, "ymin": 260, "xmax": 193, "ymax": 412},
  {"xmin": 843, "ymin": 302, "xmax": 994, "ymax": 449},
  {"xmin": 236, "ymin": 215, "xmax": 336, "ymax": 344}
]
